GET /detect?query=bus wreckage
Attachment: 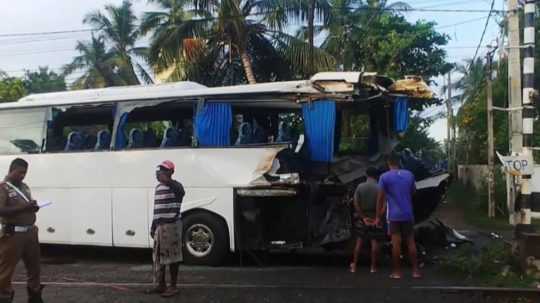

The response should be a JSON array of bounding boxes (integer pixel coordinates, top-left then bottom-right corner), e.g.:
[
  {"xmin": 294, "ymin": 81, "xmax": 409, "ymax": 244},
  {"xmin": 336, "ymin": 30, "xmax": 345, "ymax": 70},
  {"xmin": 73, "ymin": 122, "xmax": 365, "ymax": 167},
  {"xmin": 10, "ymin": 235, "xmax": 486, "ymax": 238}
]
[{"xmin": 0, "ymin": 72, "xmax": 449, "ymax": 265}]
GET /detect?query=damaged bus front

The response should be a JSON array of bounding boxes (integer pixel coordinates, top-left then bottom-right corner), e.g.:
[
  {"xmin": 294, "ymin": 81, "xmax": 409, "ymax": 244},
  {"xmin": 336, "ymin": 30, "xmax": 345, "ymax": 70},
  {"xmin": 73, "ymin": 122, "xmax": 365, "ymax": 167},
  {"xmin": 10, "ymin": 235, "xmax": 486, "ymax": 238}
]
[{"xmin": 235, "ymin": 72, "xmax": 450, "ymax": 256}]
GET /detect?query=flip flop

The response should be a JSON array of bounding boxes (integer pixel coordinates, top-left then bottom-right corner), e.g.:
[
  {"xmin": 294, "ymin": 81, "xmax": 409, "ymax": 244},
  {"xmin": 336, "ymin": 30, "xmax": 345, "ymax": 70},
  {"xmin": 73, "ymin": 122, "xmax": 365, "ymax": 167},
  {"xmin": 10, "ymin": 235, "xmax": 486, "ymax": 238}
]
[
  {"xmin": 370, "ymin": 267, "xmax": 377, "ymax": 273},
  {"xmin": 412, "ymin": 271, "xmax": 423, "ymax": 279},
  {"xmin": 160, "ymin": 287, "xmax": 179, "ymax": 298},
  {"xmin": 144, "ymin": 286, "xmax": 166, "ymax": 294},
  {"xmin": 389, "ymin": 273, "xmax": 402, "ymax": 279},
  {"xmin": 349, "ymin": 263, "xmax": 356, "ymax": 273}
]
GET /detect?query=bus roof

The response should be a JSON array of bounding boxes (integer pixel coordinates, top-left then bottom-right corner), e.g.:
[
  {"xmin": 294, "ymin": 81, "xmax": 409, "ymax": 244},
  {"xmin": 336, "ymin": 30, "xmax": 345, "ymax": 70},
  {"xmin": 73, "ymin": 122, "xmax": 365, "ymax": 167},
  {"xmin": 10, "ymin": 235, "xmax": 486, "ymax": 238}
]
[{"xmin": 0, "ymin": 72, "xmax": 429, "ymax": 110}]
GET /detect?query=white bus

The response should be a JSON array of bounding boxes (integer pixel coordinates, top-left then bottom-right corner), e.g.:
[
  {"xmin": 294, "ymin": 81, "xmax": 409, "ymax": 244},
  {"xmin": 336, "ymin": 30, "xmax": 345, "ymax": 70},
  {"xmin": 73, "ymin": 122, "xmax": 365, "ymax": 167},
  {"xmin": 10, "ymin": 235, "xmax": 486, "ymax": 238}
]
[{"xmin": 0, "ymin": 72, "xmax": 449, "ymax": 265}]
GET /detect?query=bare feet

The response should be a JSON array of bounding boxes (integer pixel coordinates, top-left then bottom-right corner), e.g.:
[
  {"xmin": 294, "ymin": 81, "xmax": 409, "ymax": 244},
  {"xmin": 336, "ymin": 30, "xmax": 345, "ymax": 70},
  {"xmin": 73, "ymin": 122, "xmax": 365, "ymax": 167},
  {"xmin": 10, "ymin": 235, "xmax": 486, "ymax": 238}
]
[
  {"xmin": 389, "ymin": 272, "xmax": 402, "ymax": 279},
  {"xmin": 370, "ymin": 266, "xmax": 377, "ymax": 273},
  {"xmin": 349, "ymin": 263, "xmax": 356, "ymax": 273}
]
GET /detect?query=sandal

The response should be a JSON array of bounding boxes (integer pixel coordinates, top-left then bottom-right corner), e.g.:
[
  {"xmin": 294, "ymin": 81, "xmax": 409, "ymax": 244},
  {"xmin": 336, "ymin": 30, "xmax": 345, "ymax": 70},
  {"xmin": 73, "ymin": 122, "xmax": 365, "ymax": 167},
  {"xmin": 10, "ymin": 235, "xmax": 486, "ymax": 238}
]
[
  {"xmin": 145, "ymin": 286, "xmax": 166, "ymax": 294},
  {"xmin": 349, "ymin": 263, "xmax": 356, "ymax": 273},
  {"xmin": 412, "ymin": 271, "xmax": 423, "ymax": 279},
  {"xmin": 370, "ymin": 267, "xmax": 377, "ymax": 273},
  {"xmin": 389, "ymin": 273, "xmax": 402, "ymax": 279},
  {"xmin": 161, "ymin": 287, "xmax": 179, "ymax": 298}
]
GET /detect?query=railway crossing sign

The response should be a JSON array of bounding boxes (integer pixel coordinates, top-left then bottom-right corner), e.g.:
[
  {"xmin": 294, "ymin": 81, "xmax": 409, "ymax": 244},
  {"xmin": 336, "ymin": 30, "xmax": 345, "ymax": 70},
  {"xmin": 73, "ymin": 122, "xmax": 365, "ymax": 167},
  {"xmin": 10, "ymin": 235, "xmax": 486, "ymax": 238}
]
[{"xmin": 497, "ymin": 152, "xmax": 534, "ymax": 176}]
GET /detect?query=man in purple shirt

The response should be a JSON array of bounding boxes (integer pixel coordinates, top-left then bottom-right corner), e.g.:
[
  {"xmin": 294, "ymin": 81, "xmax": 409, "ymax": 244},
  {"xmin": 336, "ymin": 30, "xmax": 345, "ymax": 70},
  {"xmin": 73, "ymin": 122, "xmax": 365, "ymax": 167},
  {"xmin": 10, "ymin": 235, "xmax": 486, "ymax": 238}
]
[{"xmin": 375, "ymin": 153, "xmax": 421, "ymax": 279}]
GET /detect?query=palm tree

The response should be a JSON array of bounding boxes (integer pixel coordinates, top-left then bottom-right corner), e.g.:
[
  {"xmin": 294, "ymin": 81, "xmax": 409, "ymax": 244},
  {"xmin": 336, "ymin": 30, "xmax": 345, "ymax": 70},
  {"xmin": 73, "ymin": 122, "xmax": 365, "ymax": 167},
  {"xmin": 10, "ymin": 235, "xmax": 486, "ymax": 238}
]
[
  {"xmin": 140, "ymin": 0, "xmax": 209, "ymax": 82},
  {"xmin": 84, "ymin": 0, "xmax": 153, "ymax": 84},
  {"xmin": 62, "ymin": 36, "xmax": 123, "ymax": 89},
  {"xmin": 295, "ymin": 0, "xmax": 411, "ymax": 71},
  {"xmin": 141, "ymin": 0, "xmax": 335, "ymax": 84}
]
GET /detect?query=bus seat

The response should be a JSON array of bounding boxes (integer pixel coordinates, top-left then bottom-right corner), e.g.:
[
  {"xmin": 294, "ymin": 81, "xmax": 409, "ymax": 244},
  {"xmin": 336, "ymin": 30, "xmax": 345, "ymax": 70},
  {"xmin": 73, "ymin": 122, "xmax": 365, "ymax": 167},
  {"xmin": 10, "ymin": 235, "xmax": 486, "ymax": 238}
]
[
  {"xmin": 143, "ymin": 128, "xmax": 158, "ymax": 147},
  {"xmin": 64, "ymin": 131, "xmax": 84, "ymax": 151},
  {"xmin": 276, "ymin": 121, "xmax": 293, "ymax": 143},
  {"xmin": 161, "ymin": 127, "xmax": 179, "ymax": 148},
  {"xmin": 83, "ymin": 134, "xmax": 97, "ymax": 150},
  {"xmin": 95, "ymin": 130, "xmax": 111, "ymax": 150},
  {"xmin": 127, "ymin": 128, "xmax": 144, "ymax": 149},
  {"xmin": 235, "ymin": 122, "xmax": 252, "ymax": 145}
]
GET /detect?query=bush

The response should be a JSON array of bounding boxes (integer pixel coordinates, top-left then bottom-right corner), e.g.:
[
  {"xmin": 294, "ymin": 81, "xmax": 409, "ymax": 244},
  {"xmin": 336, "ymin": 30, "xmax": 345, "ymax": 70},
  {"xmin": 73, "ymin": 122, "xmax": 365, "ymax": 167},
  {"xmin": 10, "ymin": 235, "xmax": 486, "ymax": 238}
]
[{"xmin": 440, "ymin": 241, "xmax": 537, "ymax": 287}]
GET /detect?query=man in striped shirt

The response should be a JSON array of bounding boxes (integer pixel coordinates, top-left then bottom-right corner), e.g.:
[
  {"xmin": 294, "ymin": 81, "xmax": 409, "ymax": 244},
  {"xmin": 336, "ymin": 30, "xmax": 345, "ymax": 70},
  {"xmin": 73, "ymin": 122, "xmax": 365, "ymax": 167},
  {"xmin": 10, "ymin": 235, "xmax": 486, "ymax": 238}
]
[{"xmin": 146, "ymin": 160, "xmax": 184, "ymax": 298}]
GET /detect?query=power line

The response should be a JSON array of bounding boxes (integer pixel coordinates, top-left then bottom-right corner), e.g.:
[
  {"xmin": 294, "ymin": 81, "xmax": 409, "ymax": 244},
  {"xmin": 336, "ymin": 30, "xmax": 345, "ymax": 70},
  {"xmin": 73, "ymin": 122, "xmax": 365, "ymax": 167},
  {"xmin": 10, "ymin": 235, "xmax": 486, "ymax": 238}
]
[
  {"xmin": 0, "ymin": 29, "xmax": 94, "ymax": 38},
  {"xmin": 435, "ymin": 16, "xmax": 490, "ymax": 29},
  {"xmin": 419, "ymin": 0, "xmax": 481, "ymax": 10},
  {"xmin": 470, "ymin": 0, "xmax": 496, "ymax": 65},
  {"xmin": 0, "ymin": 49, "xmax": 76, "ymax": 57}
]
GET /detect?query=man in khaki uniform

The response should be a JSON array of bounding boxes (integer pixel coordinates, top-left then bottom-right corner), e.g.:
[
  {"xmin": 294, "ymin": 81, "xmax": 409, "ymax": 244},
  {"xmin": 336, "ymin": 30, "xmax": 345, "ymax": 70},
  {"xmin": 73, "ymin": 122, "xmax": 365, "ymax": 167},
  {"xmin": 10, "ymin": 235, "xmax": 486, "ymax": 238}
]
[{"xmin": 0, "ymin": 158, "xmax": 43, "ymax": 303}]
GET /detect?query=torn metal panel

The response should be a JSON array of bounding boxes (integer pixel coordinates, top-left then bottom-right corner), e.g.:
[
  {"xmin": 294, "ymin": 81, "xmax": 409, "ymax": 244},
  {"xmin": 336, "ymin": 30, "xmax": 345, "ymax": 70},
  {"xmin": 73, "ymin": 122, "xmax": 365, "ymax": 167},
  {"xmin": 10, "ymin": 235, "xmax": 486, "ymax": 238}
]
[
  {"xmin": 252, "ymin": 147, "xmax": 286, "ymax": 179},
  {"xmin": 237, "ymin": 188, "xmax": 298, "ymax": 197},
  {"xmin": 416, "ymin": 173, "xmax": 450, "ymax": 190},
  {"xmin": 389, "ymin": 76, "xmax": 434, "ymax": 99}
]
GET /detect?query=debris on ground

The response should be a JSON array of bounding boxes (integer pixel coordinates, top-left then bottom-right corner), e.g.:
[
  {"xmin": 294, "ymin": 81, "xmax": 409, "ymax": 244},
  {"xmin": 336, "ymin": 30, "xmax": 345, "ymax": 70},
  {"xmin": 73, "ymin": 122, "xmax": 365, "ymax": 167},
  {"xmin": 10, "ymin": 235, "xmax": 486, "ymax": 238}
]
[{"xmin": 415, "ymin": 218, "xmax": 471, "ymax": 251}]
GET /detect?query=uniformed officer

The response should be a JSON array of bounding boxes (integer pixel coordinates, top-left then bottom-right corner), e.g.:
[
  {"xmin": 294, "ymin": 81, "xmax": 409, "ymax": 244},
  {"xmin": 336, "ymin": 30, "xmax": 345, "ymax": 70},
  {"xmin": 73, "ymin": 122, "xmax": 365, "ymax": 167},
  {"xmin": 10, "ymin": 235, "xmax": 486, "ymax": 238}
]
[{"xmin": 0, "ymin": 158, "xmax": 43, "ymax": 303}]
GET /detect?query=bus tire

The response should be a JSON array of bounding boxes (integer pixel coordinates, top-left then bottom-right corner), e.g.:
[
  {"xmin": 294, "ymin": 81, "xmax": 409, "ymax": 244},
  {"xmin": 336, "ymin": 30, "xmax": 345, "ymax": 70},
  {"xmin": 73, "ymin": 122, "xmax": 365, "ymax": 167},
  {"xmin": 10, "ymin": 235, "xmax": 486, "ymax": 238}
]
[{"xmin": 182, "ymin": 212, "xmax": 228, "ymax": 266}]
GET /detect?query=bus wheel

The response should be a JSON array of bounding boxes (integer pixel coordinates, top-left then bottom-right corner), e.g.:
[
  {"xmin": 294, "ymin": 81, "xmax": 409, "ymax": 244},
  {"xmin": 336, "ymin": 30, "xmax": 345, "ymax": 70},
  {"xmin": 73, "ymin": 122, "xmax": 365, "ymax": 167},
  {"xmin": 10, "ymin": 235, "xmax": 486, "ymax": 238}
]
[{"xmin": 183, "ymin": 212, "xmax": 228, "ymax": 266}]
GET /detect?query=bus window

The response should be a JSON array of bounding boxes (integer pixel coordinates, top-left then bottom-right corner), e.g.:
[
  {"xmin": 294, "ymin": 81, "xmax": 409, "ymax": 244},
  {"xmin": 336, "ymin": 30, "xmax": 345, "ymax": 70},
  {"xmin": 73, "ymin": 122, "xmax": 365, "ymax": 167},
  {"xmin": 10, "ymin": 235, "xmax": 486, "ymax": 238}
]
[
  {"xmin": 46, "ymin": 105, "xmax": 115, "ymax": 153},
  {"xmin": 116, "ymin": 101, "xmax": 194, "ymax": 149},
  {"xmin": 338, "ymin": 108, "xmax": 370, "ymax": 155},
  {"xmin": 0, "ymin": 108, "xmax": 46, "ymax": 154},
  {"xmin": 231, "ymin": 108, "xmax": 303, "ymax": 146}
]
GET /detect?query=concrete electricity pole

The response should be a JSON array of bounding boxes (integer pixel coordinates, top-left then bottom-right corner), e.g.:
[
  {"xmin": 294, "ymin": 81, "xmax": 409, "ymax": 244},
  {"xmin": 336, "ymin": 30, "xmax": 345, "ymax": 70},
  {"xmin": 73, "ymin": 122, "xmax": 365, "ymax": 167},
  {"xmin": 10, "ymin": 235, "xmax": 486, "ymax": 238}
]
[
  {"xmin": 487, "ymin": 49, "xmax": 496, "ymax": 218},
  {"xmin": 446, "ymin": 72, "xmax": 453, "ymax": 169},
  {"xmin": 507, "ymin": 0, "xmax": 522, "ymax": 225}
]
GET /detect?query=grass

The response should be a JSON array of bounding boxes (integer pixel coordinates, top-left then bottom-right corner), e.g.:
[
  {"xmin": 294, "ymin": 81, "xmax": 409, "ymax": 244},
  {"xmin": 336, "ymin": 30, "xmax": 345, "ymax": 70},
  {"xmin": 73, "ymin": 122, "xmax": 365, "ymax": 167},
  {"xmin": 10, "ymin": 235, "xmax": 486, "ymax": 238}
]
[
  {"xmin": 443, "ymin": 182, "xmax": 540, "ymax": 288},
  {"xmin": 447, "ymin": 182, "xmax": 513, "ymax": 232},
  {"xmin": 440, "ymin": 241, "xmax": 538, "ymax": 288},
  {"xmin": 448, "ymin": 182, "xmax": 540, "ymax": 231}
]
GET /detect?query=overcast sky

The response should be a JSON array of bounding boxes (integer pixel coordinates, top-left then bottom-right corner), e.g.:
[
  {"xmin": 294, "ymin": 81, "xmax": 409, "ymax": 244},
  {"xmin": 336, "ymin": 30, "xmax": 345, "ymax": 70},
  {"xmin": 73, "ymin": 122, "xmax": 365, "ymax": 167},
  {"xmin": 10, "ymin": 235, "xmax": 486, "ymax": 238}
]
[{"xmin": 0, "ymin": 0, "xmax": 506, "ymax": 142}]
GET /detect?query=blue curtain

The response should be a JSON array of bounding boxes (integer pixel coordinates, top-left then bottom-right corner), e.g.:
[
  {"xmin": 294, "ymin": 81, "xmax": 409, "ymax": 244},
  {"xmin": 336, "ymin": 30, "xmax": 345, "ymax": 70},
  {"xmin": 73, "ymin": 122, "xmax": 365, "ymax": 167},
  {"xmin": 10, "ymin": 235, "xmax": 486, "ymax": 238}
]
[
  {"xmin": 302, "ymin": 100, "xmax": 336, "ymax": 162},
  {"xmin": 394, "ymin": 97, "xmax": 409, "ymax": 134},
  {"xmin": 115, "ymin": 112, "xmax": 129, "ymax": 149},
  {"xmin": 195, "ymin": 103, "xmax": 232, "ymax": 147}
]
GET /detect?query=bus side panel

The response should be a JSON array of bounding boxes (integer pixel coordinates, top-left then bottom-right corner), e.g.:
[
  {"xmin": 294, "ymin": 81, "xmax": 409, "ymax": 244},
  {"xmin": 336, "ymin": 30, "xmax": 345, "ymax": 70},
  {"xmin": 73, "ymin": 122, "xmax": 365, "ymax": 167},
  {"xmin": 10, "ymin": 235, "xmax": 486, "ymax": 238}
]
[
  {"xmin": 32, "ymin": 188, "xmax": 73, "ymax": 245},
  {"xmin": 113, "ymin": 188, "xmax": 150, "ymax": 248},
  {"xmin": 34, "ymin": 187, "xmax": 112, "ymax": 246},
  {"xmin": 70, "ymin": 188, "xmax": 112, "ymax": 246}
]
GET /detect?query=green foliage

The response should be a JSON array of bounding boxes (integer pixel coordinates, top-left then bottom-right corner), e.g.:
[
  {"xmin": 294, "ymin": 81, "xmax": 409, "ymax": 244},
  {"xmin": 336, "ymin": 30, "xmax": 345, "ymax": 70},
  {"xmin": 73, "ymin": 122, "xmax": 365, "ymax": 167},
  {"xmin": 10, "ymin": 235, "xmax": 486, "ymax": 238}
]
[
  {"xmin": 440, "ymin": 241, "xmax": 536, "ymax": 288},
  {"xmin": 397, "ymin": 115, "xmax": 444, "ymax": 161},
  {"xmin": 0, "ymin": 75, "xmax": 26, "ymax": 102},
  {"xmin": 455, "ymin": 59, "xmax": 509, "ymax": 165},
  {"xmin": 65, "ymin": 0, "xmax": 151, "ymax": 88},
  {"xmin": 63, "ymin": 36, "xmax": 124, "ymax": 89},
  {"xmin": 449, "ymin": 181, "xmax": 511, "ymax": 230},
  {"xmin": 23, "ymin": 67, "xmax": 66, "ymax": 94}
]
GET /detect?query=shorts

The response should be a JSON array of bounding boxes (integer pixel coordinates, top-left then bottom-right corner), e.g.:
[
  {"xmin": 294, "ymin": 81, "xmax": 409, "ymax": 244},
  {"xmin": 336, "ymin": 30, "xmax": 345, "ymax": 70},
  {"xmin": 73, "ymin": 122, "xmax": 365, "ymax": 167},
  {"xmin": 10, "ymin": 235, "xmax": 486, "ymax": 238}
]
[
  {"xmin": 388, "ymin": 221, "xmax": 414, "ymax": 238},
  {"xmin": 353, "ymin": 220, "xmax": 387, "ymax": 241}
]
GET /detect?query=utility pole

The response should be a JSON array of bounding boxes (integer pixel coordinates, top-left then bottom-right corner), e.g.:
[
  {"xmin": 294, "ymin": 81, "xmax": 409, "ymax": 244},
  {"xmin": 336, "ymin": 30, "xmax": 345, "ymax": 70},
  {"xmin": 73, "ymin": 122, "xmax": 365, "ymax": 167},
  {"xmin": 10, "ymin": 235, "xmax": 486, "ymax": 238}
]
[
  {"xmin": 446, "ymin": 72, "xmax": 454, "ymax": 173},
  {"xmin": 486, "ymin": 49, "xmax": 496, "ymax": 218},
  {"xmin": 507, "ymin": 0, "xmax": 522, "ymax": 225},
  {"xmin": 518, "ymin": 0, "xmax": 536, "ymax": 228}
]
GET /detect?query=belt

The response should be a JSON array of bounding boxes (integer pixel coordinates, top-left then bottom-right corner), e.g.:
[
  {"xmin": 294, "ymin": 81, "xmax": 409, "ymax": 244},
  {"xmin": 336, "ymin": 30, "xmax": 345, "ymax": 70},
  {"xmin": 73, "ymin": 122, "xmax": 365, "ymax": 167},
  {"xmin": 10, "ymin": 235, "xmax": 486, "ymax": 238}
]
[{"xmin": 1, "ymin": 224, "xmax": 34, "ymax": 233}]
